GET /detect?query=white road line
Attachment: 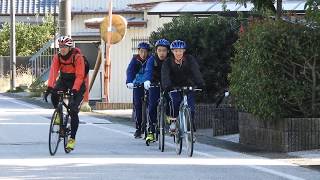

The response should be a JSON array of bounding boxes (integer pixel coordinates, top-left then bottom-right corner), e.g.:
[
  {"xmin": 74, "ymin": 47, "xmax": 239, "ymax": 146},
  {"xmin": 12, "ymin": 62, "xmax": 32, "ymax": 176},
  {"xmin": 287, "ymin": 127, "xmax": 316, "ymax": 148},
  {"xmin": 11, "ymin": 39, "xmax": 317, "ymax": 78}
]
[
  {"xmin": 90, "ymin": 123, "xmax": 306, "ymax": 180},
  {"xmin": 249, "ymin": 165, "xmax": 305, "ymax": 180},
  {"xmin": 0, "ymin": 123, "xmax": 49, "ymax": 125},
  {"xmin": 0, "ymin": 94, "xmax": 41, "ymax": 109}
]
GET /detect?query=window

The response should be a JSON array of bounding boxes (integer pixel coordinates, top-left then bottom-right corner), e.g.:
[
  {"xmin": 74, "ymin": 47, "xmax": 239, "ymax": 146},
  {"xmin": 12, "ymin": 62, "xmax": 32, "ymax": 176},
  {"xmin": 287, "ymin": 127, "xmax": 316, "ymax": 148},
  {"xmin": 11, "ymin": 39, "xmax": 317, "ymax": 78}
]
[{"xmin": 131, "ymin": 36, "xmax": 149, "ymax": 54}]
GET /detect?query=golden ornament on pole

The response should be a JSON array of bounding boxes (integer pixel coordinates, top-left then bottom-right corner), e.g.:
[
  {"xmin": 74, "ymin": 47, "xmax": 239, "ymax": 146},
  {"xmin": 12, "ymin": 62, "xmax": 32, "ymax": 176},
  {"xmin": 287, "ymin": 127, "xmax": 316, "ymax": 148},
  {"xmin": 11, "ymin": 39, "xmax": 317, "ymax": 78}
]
[{"xmin": 100, "ymin": 14, "xmax": 127, "ymax": 44}]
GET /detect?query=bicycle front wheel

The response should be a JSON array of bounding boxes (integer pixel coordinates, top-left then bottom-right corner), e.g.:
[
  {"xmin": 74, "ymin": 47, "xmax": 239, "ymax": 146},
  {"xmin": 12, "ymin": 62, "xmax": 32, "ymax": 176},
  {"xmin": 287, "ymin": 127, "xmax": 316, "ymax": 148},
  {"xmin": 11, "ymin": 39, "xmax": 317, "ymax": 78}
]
[
  {"xmin": 184, "ymin": 107, "xmax": 194, "ymax": 157},
  {"xmin": 175, "ymin": 118, "xmax": 182, "ymax": 155},
  {"xmin": 48, "ymin": 109, "xmax": 62, "ymax": 156}
]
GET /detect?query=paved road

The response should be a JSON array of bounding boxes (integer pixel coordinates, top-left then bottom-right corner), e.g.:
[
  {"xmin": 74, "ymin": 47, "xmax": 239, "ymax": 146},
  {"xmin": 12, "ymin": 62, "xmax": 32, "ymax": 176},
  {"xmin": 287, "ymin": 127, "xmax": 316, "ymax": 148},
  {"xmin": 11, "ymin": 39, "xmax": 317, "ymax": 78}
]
[{"xmin": 0, "ymin": 94, "xmax": 319, "ymax": 180}]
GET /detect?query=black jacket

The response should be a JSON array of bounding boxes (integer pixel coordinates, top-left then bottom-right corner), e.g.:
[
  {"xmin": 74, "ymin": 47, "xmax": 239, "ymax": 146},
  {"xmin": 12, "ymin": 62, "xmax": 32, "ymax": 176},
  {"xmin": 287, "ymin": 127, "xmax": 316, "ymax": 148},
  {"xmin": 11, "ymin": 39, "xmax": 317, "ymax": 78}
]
[{"xmin": 161, "ymin": 54, "xmax": 205, "ymax": 90}]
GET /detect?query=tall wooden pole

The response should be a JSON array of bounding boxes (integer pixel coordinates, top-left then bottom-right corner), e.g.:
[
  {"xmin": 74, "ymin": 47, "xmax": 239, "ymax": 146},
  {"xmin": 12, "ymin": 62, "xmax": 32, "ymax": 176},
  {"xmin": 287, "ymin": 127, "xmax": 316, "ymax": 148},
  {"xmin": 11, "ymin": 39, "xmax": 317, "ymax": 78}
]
[{"xmin": 104, "ymin": 0, "xmax": 113, "ymax": 102}]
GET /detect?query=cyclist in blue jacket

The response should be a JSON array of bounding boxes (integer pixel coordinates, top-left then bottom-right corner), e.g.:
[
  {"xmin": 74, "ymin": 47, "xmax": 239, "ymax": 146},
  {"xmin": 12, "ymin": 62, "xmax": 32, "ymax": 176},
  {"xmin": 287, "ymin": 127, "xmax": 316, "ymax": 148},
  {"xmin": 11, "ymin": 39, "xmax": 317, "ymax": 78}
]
[
  {"xmin": 161, "ymin": 40, "xmax": 205, "ymax": 138},
  {"xmin": 143, "ymin": 39, "xmax": 170, "ymax": 142},
  {"xmin": 126, "ymin": 42, "xmax": 152, "ymax": 138}
]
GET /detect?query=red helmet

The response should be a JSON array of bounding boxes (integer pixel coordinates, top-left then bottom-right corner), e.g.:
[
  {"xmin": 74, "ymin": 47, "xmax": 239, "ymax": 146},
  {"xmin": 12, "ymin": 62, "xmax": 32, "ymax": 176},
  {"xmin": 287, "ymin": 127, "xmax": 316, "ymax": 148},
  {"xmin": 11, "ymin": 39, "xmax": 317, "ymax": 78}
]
[{"xmin": 58, "ymin": 36, "xmax": 73, "ymax": 47}]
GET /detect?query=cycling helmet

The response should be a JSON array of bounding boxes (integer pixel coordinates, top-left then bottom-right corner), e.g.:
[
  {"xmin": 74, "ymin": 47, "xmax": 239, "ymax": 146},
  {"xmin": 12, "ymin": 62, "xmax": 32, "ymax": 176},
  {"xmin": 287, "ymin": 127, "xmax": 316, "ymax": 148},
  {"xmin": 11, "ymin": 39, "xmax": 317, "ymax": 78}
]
[
  {"xmin": 58, "ymin": 36, "xmax": 73, "ymax": 47},
  {"xmin": 170, "ymin": 40, "xmax": 187, "ymax": 49},
  {"xmin": 155, "ymin": 39, "xmax": 170, "ymax": 48},
  {"xmin": 138, "ymin": 42, "xmax": 150, "ymax": 50}
]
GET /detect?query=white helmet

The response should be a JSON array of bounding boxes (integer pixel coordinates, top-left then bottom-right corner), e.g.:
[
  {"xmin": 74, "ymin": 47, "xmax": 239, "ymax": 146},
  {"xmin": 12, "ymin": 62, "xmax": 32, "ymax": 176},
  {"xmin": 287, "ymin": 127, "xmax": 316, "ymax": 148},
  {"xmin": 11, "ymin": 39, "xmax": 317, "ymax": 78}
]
[{"xmin": 58, "ymin": 36, "xmax": 73, "ymax": 47}]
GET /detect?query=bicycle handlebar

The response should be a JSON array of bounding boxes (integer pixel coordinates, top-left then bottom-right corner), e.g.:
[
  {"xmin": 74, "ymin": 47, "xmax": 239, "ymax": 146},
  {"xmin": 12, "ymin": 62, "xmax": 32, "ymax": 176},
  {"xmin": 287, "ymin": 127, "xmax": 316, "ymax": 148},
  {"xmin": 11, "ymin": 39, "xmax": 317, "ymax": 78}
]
[
  {"xmin": 54, "ymin": 89, "xmax": 72, "ymax": 97},
  {"xmin": 169, "ymin": 86, "xmax": 202, "ymax": 93},
  {"xmin": 133, "ymin": 83, "xmax": 160, "ymax": 89}
]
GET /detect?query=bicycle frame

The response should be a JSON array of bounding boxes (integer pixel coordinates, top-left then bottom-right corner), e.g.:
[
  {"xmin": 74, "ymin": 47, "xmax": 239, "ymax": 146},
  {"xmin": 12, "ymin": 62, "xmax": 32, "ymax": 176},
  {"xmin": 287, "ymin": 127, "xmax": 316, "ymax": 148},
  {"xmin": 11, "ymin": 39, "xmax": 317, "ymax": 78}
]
[
  {"xmin": 180, "ymin": 92, "xmax": 189, "ymax": 136},
  {"xmin": 170, "ymin": 86, "xmax": 201, "ymax": 156},
  {"xmin": 57, "ymin": 91, "xmax": 71, "ymax": 130}
]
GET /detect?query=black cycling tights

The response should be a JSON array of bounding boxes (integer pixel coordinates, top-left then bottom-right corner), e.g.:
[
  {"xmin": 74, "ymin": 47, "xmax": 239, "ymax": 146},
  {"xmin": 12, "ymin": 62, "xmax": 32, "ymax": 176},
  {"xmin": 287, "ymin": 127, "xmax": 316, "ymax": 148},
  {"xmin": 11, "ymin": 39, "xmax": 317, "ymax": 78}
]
[{"xmin": 69, "ymin": 111, "xmax": 79, "ymax": 139}]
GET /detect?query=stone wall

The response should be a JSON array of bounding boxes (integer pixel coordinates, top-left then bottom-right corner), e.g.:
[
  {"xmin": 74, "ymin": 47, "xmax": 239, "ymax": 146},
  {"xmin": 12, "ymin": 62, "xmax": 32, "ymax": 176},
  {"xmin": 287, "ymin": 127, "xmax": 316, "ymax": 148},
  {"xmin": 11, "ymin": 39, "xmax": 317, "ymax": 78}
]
[
  {"xmin": 95, "ymin": 102, "xmax": 133, "ymax": 110},
  {"xmin": 239, "ymin": 112, "xmax": 320, "ymax": 152}
]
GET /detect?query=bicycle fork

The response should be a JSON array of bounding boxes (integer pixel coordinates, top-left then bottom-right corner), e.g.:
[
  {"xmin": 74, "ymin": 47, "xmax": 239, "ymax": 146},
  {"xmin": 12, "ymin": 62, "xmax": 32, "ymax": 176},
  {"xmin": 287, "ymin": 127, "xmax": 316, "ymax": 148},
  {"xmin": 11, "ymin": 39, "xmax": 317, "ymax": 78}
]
[{"xmin": 179, "ymin": 95, "xmax": 189, "ymax": 136}]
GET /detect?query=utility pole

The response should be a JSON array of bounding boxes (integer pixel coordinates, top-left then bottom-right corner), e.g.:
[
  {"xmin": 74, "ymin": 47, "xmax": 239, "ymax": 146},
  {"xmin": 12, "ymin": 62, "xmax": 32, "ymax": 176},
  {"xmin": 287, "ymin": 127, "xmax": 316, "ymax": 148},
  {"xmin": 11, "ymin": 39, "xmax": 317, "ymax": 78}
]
[
  {"xmin": 10, "ymin": 0, "xmax": 16, "ymax": 91},
  {"xmin": 59, "ymin": 0, "xmax": 71, "ymax": 36},
  {"xmin": 276, "ymin": 0, "xmax": 282, "ymax": 20}
]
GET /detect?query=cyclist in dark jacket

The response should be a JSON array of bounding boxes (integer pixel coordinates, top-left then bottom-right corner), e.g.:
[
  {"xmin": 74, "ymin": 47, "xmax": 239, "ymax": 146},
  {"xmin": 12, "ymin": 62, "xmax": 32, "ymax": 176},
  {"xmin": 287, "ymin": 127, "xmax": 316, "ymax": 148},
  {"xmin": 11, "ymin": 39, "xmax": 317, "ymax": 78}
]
[
  {"xmin": 161, "ymin": 40, "xmax": 205, "ymax": 135},
  {"xmin": 143, "ymin": 39, "xmax": 170, "ymax": 142},
  {"xmin": 126, "ymin": 42, "xmax": 152, "ymax": 138}
]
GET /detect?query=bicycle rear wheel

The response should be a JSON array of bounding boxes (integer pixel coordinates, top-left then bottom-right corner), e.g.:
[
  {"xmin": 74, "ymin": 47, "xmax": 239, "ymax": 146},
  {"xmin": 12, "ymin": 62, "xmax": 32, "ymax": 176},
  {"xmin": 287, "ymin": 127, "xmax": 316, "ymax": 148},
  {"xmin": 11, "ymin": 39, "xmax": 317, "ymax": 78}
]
[
  {"xmin": 48, "ymin": 109, "xmax": 62, "ymax": 156},
  {"xmin": 184, "ymin": 107, "xmax": 194, "ymax": 157},
  {"xmin": 158, "ymin": 103, "xmax": 165, "ymax": 152},
  {"xmin": 141, "ymin": 101, "xmax": 148, "ymax": 139},
  {"xmin": 175, "ymin": 117, "xmax": 182, "ymax": 155}
]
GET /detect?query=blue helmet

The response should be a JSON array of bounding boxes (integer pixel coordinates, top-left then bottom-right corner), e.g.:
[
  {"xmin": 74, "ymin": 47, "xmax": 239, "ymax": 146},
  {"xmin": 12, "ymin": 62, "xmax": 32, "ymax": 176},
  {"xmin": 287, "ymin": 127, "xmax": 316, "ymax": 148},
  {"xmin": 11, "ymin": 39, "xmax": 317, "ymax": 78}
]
[
  {"xmin": 170, "ymin": 40, "xmax": 187, "ymax": 49},
  {"xmin": 138, "ymin": 42, "xmax": 150, "ymax": 50},
  {"xmin": 155, "ymin": 39, "xmax": 170, "ymax": 48}
]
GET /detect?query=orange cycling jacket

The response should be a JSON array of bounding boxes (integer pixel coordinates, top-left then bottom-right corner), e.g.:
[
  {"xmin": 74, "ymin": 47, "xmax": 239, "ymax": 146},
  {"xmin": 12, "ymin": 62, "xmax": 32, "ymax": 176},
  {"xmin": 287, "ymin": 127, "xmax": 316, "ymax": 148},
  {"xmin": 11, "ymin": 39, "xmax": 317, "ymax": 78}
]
[{"xmin": 48, "ymin": 48, "xmax": 85, "ymax": 91}]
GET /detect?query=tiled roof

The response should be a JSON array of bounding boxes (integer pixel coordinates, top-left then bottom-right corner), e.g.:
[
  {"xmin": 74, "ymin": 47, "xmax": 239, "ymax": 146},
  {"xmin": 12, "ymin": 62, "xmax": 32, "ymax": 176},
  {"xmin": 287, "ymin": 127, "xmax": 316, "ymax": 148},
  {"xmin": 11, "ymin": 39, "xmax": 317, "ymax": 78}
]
[
  {"xmin": 149, "ymin": 0, "xmax": 307, "ymax": 15},
  {"xmin": 0, "ymin": 0, "xmax": 146, "ymax": 15},
  {"xmin": 0, "ymin": 0, "xmax": 58, "ymax": 15}
]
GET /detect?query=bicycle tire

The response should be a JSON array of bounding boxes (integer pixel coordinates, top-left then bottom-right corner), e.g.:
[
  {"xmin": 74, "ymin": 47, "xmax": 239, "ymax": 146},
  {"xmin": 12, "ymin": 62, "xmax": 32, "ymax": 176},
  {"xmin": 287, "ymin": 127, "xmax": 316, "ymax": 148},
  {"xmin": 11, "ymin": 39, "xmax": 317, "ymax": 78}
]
[
  {"xmin": 175, "ymin": 116, "xmax": 182, "ymax": 155},
  {"xmin": 48, "ymin": 109, "xmax": 61, "ymax": 156},
  {"xmin": 157, "ymin": 105, "xmax": 161, "ymax": 150},
  {"xmin": 158, "ymin": 103, "xmax": 165, "ymax": 152},
  {"xmin": 184, "ymin": 107, "xmax": 193, "ymax": 157},
  {"xmin": 141, "ymin": 100, "xmax": 148, "ymax": 139}
]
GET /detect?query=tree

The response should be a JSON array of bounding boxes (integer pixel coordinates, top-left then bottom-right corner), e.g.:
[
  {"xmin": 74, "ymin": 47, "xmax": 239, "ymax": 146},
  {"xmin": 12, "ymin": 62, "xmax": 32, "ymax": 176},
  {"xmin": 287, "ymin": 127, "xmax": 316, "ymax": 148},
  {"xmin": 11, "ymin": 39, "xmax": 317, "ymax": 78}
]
[
  {"xmin": 234, "ymin": 0, "xmax": 282, "ymax": 19},
  {"xmin": 305, "ymin": 0, "xmax": 320, "ymax": 26},
  {"xmin": 0, "ymin": 15, "xmax": 55, "ymax": 56}
]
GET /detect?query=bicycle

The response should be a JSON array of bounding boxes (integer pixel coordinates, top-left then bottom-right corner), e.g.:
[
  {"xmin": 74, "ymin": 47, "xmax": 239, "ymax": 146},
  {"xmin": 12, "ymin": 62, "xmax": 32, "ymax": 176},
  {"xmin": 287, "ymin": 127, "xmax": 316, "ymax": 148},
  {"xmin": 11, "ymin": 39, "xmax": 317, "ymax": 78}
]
[
  {"xmin": 48, "ymin": 90, "xmax": 72, "ymax": 156},
  {"xmin": 170, "ymin": 87, "xmax": 202, "ymax": 157},
  {"xmin": 156, "ymin": 90, "xmax": 167, "ymax": 151}
]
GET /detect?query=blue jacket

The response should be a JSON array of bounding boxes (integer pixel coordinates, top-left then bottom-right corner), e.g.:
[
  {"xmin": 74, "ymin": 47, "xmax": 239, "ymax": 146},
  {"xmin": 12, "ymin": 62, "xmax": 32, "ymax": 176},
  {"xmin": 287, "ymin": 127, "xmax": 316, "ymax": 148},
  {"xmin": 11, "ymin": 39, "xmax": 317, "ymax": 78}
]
[
  {"xmin": 126, "ymin": 55, "xmax": 151, "ymax": 85},
  {"xmin": 144, "ymin": 54, "xmax": 166, "ymax": 84}
]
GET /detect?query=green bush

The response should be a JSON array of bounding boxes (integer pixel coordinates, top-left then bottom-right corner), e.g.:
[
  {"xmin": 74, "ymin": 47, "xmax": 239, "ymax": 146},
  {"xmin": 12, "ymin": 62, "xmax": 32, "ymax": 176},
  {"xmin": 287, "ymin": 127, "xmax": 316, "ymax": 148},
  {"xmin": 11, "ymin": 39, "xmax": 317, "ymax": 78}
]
[
  {"xmin": 150, "ymin": 15, "xmax": 239, "ymax": 103},
  {"xmin": 0, "ymin": 15, "xmax": 55, "ymax": 56},
  {"xmin": 229, "ymin": 19, "xmax": 320, "ymax": 119}
]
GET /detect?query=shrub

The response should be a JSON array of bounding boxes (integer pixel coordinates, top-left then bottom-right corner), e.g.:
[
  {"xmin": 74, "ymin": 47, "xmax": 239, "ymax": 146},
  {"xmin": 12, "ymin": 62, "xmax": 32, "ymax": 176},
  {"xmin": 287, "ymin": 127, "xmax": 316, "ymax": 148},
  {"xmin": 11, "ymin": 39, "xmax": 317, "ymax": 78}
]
[
  {"xmin": 0, "ymin": 15, "xmax": 55, "ymax": 56},
  {"xmin": 229, "ymin": 19, "xmax": 320, "ymax": 119}
]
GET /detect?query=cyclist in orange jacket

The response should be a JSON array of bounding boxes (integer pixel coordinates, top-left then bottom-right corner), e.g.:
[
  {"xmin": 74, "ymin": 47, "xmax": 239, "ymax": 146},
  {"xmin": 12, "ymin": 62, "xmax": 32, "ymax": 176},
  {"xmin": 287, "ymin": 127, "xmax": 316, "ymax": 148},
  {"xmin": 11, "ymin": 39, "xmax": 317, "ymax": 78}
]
[{"xmin": 44, "ymin": 36, "xmax": 86, "ymax": 151}]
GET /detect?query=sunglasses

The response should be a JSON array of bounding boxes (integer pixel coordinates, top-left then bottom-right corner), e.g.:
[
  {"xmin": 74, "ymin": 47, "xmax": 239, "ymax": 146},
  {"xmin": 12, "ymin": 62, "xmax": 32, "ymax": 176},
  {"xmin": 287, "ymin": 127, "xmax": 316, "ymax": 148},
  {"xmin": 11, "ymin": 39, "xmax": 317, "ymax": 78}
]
[{"xmin": 59, "ymin": 45, "xmax": 69, "ymax": 48}]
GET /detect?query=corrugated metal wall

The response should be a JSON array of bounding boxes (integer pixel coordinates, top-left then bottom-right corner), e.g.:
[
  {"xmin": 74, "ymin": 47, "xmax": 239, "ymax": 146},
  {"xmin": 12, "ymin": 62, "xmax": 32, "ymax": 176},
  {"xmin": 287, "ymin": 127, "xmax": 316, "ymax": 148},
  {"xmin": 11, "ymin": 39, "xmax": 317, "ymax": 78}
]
[{"xmin": 72, "ymin": 14, "xmax": 101, "ymax": 35}]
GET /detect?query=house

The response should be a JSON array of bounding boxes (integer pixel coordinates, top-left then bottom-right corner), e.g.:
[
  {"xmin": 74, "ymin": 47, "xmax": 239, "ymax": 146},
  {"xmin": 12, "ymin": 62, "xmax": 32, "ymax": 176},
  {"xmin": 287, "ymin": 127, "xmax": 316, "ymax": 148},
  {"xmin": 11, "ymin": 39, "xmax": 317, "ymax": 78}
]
[
  {"xmin": 82, "ymin": 0, "xmax": 173, "ymax": 103},
  {"xmin": 0, "ymin": 0, "xmax": 172, "ymax": 103}
]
